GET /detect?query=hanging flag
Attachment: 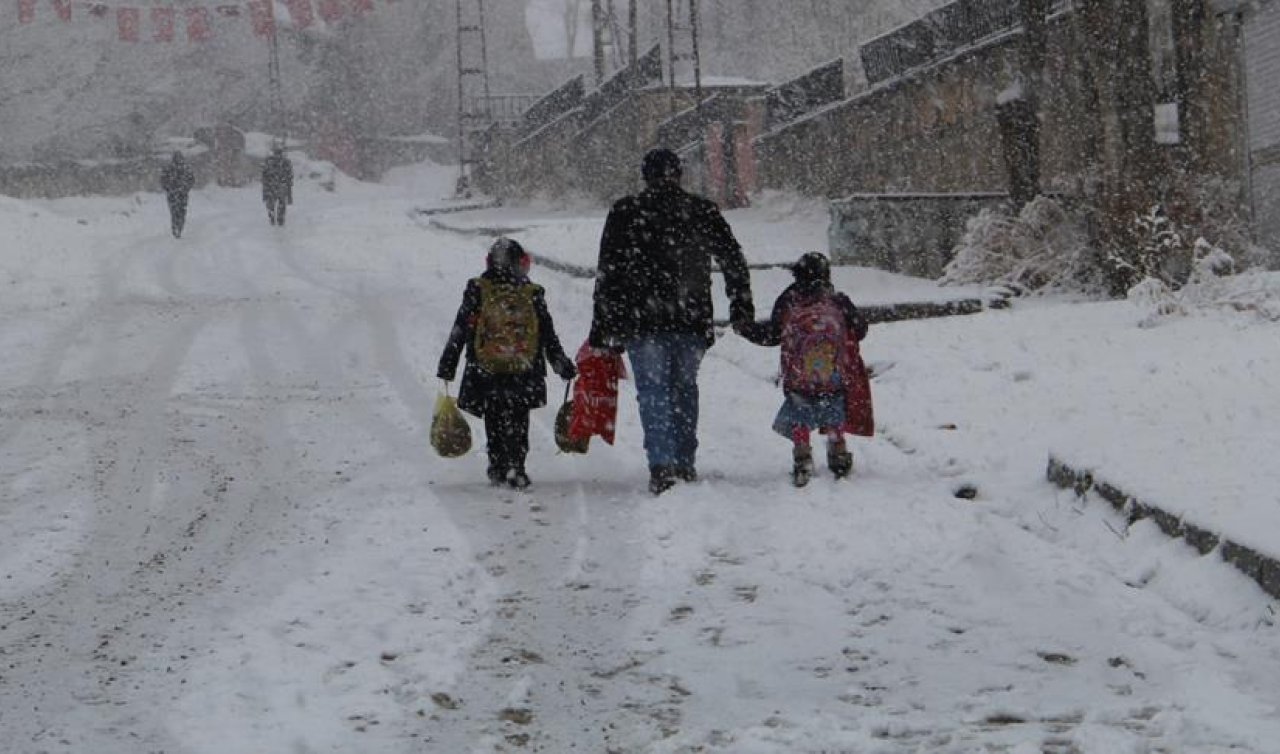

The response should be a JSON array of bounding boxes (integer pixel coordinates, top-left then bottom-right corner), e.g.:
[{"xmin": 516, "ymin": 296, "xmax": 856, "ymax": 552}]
[
  {"xmin": 349, "ymin": 0, "xmax": 374, "ymax": 14},
  {"xmin": 317, "ymin": 0, "xmax": 343, "ymax": 23},
  {"xmin": 284, "ymin": 0, "xmax": 312, "ymax": 28},
  {"xmin": 116, "ymin": 7, "xmax": 139, "ymax": 41},
  {"xmin": 50, "ymin": 0, "xmax": 70, "ymax": 21},
  {"xmin": 19, "ymin": 0, "xmax": 37, "ymax": 24},
  {"xmin": 186, "ymin": 6, "xmax": 212, "ymax": 41},
  {"xmin": 152, "ymin": 7, "xmax": 174, "ymax": 42},
  {"xmin": 248, "ymin": 0, "xmax": 274, "ymax": 37}
]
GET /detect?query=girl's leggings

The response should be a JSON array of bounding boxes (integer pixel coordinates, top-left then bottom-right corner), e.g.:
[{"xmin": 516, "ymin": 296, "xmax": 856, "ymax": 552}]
[{"xmin": 791, "ymin": 426, "xmax": 845, "ymax": 446}]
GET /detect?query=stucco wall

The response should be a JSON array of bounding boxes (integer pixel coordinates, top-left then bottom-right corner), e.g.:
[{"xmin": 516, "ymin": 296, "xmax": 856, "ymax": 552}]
[{"xmin": 757, "ymin": 17, "xmax": 1098, "ymax": 200}]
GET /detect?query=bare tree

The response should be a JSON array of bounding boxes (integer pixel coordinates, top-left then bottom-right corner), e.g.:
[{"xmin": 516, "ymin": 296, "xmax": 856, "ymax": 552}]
[{"xmin": 563, "ymin": 0, "xmax": 585, "ymax": 58}]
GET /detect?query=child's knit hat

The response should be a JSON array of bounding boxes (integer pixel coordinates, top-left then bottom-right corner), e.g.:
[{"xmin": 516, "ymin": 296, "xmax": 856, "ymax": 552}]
[
  {"xmin": 487, "ymin": 237, "xmax": 531, "ymax": 274},
  {"xmin": 792, "ymin": 252, "xmax": 830, "ymax": 285}
]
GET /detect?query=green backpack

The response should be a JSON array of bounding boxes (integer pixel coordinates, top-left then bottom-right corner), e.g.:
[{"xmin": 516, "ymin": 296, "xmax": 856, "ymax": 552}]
[{"xmin": 474, "ymin": 278, "xmax": 540, "ymax": 374}]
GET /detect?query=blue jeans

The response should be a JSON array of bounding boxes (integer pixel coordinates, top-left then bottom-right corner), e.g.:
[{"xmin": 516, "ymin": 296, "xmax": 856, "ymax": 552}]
[{"xmin": 626, "ymin": 333, "xmax": 706, "ymax": 471}]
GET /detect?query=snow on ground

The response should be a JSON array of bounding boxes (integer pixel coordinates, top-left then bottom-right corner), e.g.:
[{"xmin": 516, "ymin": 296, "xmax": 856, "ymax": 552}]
[{"xmin": 1, "ymin": 161, "xmax": 1279, "ymax": 753}]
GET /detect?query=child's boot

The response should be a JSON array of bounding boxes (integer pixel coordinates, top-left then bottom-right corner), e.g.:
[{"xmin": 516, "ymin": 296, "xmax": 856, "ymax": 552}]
[
  {"xmin": 828, "ymin": 438, "xmax": 853, "ymax": 480},
  {"xmin": 792, "ymin": 444, "xmax": 814, "ymax": 488}
]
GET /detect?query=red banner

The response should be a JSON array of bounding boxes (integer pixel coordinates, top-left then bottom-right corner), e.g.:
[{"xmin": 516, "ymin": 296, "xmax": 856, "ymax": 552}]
[
  {"xmin": 15, "ymin": 0, "xmax": 387, "ymax": 39},
  {"xmin": 317, "ymin": 0, "xmax": 343, "ymax": 23},
  {"xmin": 185, "ymin": 6, "xmax": 211, "ymax": 41},
  {"xmin": 152, "ymin": 7, "xmax": 174, "ymax": 42},
  {"xmin": 248, "ymin": 0, "xmax": 273, "ymax": 37},
  {"xmin": 116, "ymin": 6, "xmax": 138, "ymax": 41},
  {"xmin": 284, "ymin": 0, "xmax": 313, "ymax": 28}
]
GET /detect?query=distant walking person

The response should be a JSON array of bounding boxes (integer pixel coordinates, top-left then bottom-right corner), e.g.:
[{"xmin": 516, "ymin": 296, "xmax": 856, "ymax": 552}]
[
  {"xmin": 588, "ymin": 148, "xmax": 755, "ymax": 495},
  {"xmin": 160, "ymin": 151, "xmax": 195, "ymax": 238},
  {"xmin": 262, "ymin": 147, "xmax": 293, "ymax": 226}
]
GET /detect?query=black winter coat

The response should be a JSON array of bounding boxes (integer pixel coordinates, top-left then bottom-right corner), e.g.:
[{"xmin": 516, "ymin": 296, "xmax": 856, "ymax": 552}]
[
  {"xmin": 262, "ymin": 155, "xmax": 293, "ymax": 202},
  {"xmin": 160, "ymin": 161, "xmax": 194, "ymax": 197},
  {"xmin": 437, "ymin": 269, "xmax": 575, "ymax": 417},
  {"xmin": 589, "ymin": 183, "xmax": 754, "ymax": 349}
]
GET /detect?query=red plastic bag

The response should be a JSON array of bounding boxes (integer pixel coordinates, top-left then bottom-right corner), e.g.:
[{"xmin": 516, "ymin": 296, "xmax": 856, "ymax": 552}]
[
  {"xmin": 841, "ymin": 335, "xmax": 874, "ymax": 437},
  {"xmin": 568, "ymin": 342, "xmax": 627, "ymax": 445}
]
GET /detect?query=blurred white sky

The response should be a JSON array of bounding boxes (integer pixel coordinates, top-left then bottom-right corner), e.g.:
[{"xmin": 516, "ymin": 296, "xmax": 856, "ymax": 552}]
[{"xmin": 526, "ymin": 0, "xmax": 592, "ymax": 59}]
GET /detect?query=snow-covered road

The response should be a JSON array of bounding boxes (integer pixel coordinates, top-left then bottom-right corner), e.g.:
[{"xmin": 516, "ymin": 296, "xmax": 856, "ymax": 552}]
[{"xmin": 2, "ymin": 164, "xmax": 1278, "ymax": 753}]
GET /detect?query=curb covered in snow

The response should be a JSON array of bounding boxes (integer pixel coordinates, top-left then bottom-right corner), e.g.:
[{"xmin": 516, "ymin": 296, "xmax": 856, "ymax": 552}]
[
  {"xmin": 421, "ymin": 216, "xmax": 1008, "ymax": 324},
  {"xmin": 411, "ymin": 200, "xmax": 503, "ymax": 216},
  {"xmin": 1046, "ymin": 455, "xmax": 1280, "ymax": 600}
]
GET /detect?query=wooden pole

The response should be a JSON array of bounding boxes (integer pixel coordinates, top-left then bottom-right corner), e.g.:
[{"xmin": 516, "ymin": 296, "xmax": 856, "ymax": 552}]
[
  {"xmin": 688, "ymin": 0, "xmax": 701, "ymax": 107},
  {"xmin": 628, "ymin": 0, "xmax": 638, "ymax": 66},
  {"xmin": 592, "ymin": 0, "xmax": 606, "ymax": 85}
]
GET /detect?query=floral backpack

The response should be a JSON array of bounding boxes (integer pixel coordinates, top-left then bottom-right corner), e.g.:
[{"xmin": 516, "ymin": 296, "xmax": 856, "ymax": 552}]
[
  {"xmin": 779, "ymin": 293, "xmax": 848, "ymax": 395},
  {"xmin": 473, "ymin": 279, "xmax": 540, "ymax": 374}
]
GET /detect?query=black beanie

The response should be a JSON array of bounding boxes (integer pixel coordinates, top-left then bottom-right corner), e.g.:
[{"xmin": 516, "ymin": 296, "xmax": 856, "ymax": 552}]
[
  {"xmin": 641, "ymin": 148, "xmax": 682, "ymax": 183},
  {"xmin": 792, "ymin": 252, "xmax": 831, "ymax": 285}
]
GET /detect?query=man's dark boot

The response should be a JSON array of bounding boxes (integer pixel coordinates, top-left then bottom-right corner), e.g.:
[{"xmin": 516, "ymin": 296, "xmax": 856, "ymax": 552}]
[
  {"xmin": 487, "ymin": 464, "xmax": 506, "ymax": 487},
  {"xmin": 791, "ymin": 444, "xmax": 814, "ymax": 488},
  {"xmin": 675, "ymin": 465, "xmax": 698, "ymax": 483},
  {"xmin": 508, "ymin": 467, "xmax": 531, "ymax": 490},
  {"xmin": 649, "ymin": 466, "xmax": 676, "ymax": 496}
]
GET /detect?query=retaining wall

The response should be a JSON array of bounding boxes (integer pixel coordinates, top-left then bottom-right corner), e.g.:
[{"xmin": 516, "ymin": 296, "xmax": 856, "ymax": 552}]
[
  {"xmin": 828, "ymin": 192, "xmax": 1011, "ymax": 276},
  {"xmin": 1047, "ymin": 455, "xmax": 1280, "ymax": 600}
]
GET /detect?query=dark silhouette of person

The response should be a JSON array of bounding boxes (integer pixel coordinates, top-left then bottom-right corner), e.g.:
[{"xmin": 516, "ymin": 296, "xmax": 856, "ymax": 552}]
[
  {"xmin": 160, "ymin": 151, "xmax": 195, "ymax": 238},
  {"xmin": 262, "ymin": 147, "xmax": 293, "ymax": 226},
  {"xmin": 588, "ymin": 148, "xmax": 755, "ymax": 495}
]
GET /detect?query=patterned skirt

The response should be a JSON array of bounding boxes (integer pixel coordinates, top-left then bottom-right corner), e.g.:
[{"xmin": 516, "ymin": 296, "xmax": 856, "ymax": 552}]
[{"xmin": 771, "ymin": 391, "xmax": 846, "ymax": 438}]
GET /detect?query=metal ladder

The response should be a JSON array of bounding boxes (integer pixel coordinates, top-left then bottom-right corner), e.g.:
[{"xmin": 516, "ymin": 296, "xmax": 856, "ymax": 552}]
[
  {"xmin": 664, "ymin": 0, "xmax": 701, "ymax": 107},
  {"xmin": 454, "ymin": 0, "xmax": 493, "ymax": 196}
]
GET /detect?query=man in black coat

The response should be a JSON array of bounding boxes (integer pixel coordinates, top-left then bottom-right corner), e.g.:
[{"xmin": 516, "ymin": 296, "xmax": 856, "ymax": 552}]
[
  {"xmin": 159, "ymin": 151, "xmax": 195, "ymax": 238},
  {"xmin": 262, "ymin": 147, "xmax": 293, "ymax": 226},
  {"xmin": 588, "ymin": 148, "xmax": 755, "ymax": 495}
]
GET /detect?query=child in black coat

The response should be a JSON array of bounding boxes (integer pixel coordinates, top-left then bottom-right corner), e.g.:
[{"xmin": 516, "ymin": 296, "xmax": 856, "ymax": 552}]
[
  {"xmin": 739, "ymin": 252, "xmax": 873, "ymax": 486},
  {"xmin": 437, "ymin": 238, "xmax": 576, "ymax": 489}
]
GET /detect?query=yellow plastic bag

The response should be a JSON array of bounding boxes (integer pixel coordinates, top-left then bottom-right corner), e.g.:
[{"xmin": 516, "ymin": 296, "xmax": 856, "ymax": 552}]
[{"xmin": 431, "ymin": 392, "xmax": 471, "ymax": 458}]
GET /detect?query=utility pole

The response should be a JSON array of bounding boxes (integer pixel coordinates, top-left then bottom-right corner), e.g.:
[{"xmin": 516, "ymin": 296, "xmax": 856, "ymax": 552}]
[
  {"xmin": 663, "ymin": 0, "xmax": 702, "ymax": 113},
  {"xmin": 688, "ymin": 0, "xmax": 702, "ymax": 107},
  {"xmin": 592, "ymin": 0, "xmax": 606, "ymax": 85},
  {"xmin": 455, "ymin": 0, "xmax": 493, "ymax": 197},
  {"xmin": 628, "ymin": 0, "xmax": 637, "ymax": 67},
  {"xmin": 666, "ymin": 0, "xmax": 676, "ymax": 112},
  {"xmin": 267, "ymin": 15, "xmax": 285, "ymax": 149}
]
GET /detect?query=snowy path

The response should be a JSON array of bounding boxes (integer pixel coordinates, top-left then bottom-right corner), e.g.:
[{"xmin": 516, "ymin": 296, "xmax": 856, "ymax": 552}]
[{"xmin": 2, "ymin": 171, "xmax": 1279, "ymax": 753}]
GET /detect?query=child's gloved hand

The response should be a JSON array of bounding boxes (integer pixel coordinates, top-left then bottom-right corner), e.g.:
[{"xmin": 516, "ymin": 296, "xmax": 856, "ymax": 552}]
[{"xmin": 553, "ymin": 356, "xmax": 577, "ymax": 381}]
